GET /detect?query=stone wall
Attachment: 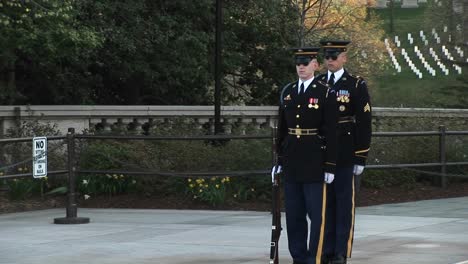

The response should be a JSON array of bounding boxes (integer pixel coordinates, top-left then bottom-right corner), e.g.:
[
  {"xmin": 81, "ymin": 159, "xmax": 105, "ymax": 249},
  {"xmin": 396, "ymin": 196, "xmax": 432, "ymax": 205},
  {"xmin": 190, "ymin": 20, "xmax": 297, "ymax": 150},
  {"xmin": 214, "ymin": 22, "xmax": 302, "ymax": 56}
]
[{"xmin": 0, "ymin": 106, "xmax": 467, "ymax": 136}]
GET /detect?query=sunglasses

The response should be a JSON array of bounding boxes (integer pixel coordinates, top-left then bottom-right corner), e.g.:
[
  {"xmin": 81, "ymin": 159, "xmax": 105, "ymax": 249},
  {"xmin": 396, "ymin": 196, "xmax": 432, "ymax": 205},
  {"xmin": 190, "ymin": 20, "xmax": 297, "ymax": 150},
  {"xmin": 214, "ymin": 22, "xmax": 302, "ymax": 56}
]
[
  {"xmin": 296, "ymin": 62, "xmax": 310, "ymax": 67},
  {"xmin": 325, "ymin": 55, "xmax": 338, "ymax": 61}
]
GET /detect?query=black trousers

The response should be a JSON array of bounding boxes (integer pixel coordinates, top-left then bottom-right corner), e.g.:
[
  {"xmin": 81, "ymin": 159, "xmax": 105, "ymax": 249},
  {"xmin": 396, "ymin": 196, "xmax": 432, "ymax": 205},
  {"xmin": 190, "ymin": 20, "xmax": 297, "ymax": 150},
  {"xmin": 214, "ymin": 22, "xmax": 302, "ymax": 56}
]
[
  {"xmin": 284, "ymin": 182, "xmax": 327, "ymax": 264},
  {"xmin": 323, "ymin": 166, "xmax": 356, "ymax": 258}
]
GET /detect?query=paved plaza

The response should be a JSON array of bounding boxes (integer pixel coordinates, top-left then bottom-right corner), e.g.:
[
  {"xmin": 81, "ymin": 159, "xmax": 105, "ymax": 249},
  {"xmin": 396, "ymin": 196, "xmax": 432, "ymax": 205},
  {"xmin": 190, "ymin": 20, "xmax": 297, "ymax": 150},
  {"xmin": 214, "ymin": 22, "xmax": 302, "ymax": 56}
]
[{"xmin": 1, "ymin": 197, "xmax": 468, "ymax": 264}]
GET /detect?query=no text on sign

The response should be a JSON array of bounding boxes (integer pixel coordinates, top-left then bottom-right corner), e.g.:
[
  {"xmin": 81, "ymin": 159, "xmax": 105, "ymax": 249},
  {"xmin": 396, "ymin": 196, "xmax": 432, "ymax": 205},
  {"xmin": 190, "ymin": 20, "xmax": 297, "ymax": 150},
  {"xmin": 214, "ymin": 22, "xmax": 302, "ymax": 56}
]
[{"xmin": 32, "ymin": 137, "xmax": 47, "ymax": 178}]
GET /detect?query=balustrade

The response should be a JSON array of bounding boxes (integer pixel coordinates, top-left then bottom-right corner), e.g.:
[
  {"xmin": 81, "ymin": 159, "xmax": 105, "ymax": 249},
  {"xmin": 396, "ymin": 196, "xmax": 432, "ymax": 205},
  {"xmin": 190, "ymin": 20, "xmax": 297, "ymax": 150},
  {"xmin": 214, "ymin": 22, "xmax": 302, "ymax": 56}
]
[{"xmin": 1, "ymin": 106, "xmax": 468, "ymax": 136}]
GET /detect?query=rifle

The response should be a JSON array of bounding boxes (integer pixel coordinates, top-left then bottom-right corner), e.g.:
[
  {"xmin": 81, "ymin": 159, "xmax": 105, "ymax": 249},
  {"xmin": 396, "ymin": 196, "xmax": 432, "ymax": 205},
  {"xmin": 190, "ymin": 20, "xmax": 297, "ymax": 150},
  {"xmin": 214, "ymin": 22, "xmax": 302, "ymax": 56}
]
[{"xmin": 269, "ymin": 127, "xmax": 282, "ymax": 264}]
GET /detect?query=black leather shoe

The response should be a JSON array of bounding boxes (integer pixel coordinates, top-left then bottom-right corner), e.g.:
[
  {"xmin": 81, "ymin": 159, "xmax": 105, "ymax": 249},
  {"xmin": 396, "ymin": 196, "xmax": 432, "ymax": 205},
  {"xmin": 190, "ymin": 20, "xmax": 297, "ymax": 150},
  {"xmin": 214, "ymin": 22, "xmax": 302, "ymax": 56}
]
[
  {"xmin": 331, "ymin": 255, "xmax": 347, "ymax": 264},
  {"xmin": 321, "ymin": 254, "xmax": 333, "ymax": 264}
]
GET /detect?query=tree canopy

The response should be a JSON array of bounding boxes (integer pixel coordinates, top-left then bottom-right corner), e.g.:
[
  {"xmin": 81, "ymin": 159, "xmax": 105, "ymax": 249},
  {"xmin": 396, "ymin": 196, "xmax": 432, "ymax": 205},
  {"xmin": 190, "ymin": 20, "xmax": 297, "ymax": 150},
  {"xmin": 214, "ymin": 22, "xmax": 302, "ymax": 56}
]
[{"xmin": 1, "ymin": 0, "xmax": 386, "ymax": 106}]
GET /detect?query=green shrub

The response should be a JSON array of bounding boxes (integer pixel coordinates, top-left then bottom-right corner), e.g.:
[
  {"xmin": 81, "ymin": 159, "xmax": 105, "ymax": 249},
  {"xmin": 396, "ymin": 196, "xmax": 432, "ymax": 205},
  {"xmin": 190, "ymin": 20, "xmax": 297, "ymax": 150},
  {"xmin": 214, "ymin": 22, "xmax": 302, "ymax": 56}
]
[
  {"xmin": 78, "ymin": 174, "xmax": 137, "ymax": 197},
  {"xmin": 5, "ymin": 176, "xmax": 49, "ymax": 200},
  {"xmin": 75, "ymin": 120, "xmax": 272, "ymax": 204},
  {"xmin": 1, "ymin": 118, "xmax": 65, "ymax": 200},
  {"xmin": 362, "ymin": 170, "xmax": 417, "ymax": 189},
  {"xmin": 77, "ymin": 140, "xmax": 139, "ymax": 197}
]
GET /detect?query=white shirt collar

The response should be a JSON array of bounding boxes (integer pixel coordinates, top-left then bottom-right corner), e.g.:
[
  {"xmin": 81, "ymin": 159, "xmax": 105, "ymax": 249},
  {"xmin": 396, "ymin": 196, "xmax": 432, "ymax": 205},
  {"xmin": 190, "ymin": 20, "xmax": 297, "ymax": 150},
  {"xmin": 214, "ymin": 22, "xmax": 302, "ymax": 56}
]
[
  {"xmin": 328, "ymin": 68, "xmax": 345, "ymax": 83},
  {"xmin": 298, "ymin": 76, "xmax": 315, "ymax": 93}
]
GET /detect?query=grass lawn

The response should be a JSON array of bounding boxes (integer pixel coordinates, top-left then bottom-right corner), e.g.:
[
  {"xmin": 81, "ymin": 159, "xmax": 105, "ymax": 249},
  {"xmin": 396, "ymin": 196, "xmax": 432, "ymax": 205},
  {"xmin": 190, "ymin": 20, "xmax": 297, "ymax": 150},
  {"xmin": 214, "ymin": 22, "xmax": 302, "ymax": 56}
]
[
  {"xmin": 372, "ymin": 5, "xmax": 428, "ymax": 35},
  {"xmin": 372, "ymin": 70, "xmax": 467, "ymax": 108}
]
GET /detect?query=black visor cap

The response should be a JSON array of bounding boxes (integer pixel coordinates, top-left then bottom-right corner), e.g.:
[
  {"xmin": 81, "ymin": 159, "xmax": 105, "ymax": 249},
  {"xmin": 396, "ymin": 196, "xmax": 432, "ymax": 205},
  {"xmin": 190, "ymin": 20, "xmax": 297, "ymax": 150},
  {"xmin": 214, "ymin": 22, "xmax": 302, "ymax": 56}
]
[{"xmin": 295, "ymin": 56, "xmax": 313, "ymax": 65}]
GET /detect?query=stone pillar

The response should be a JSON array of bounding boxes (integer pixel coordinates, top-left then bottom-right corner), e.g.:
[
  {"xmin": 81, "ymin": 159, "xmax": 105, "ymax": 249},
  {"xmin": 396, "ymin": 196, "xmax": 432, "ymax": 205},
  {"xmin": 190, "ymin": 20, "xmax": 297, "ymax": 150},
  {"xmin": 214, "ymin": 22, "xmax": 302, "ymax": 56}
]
[
  {"xmin": 129, "ymin": 118, "xmax": 144, "ymax": 135},
  {"xmin": 222, "ymin": 118, "xmax": 232, "ymax": 135},
  {"xmin": 112, "ymin": 118, "xmax": 127, "ymax": 134},
  {"xmin": 146, "ymin": 118, "xmax": 156, "ymax": 133},
  {"xmin": 208, "ymin": 118, "xmax": 215, "ymax": 134},
  {"xmin": 100, "ymin": 118, "xmax": 113, "ymax": 132}
]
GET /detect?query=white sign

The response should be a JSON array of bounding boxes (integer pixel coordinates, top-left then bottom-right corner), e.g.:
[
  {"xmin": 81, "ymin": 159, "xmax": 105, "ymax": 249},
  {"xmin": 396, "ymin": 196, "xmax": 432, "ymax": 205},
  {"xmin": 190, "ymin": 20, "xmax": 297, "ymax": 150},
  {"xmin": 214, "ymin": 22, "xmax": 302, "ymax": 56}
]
[{"xmin": 32, "ymin": 137, "xmax": 47, "ymax": 178}]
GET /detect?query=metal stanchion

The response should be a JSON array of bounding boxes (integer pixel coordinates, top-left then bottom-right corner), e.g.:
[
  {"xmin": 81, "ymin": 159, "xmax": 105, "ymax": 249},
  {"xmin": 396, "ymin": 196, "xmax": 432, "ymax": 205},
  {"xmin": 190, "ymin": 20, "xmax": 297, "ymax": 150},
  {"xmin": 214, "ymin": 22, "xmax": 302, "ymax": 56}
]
[{"xmin": 54, "ymin": 128, "xmax": 89, "ymax": 224}]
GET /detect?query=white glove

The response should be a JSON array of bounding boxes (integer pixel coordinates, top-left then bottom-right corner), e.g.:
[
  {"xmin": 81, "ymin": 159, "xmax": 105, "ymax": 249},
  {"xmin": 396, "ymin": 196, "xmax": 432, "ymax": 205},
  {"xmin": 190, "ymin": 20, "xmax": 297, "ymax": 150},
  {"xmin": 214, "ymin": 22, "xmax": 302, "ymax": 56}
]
[
  {"xmin": 324, "ymin": 172, "xmax": 334, "ymax": 184},
  {"xmin": 353, "ymin": 165, "xmax": 364, "ymax": 175},
  {"xmin": 271, "ymin": 165, "xmax": 282, "ymax": 183}
]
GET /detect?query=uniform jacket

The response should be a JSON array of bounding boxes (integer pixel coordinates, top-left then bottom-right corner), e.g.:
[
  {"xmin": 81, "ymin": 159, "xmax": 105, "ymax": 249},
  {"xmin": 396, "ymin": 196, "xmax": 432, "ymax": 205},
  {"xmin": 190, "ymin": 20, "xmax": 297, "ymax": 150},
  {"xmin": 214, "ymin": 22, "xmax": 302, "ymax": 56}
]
[
  {"xmin": 318, "ymin": 70, "xmax": 372, "ymax": 167},
  {"xmin": 276, "ymin": 77, "xmax": 337, "ymax": 183}
]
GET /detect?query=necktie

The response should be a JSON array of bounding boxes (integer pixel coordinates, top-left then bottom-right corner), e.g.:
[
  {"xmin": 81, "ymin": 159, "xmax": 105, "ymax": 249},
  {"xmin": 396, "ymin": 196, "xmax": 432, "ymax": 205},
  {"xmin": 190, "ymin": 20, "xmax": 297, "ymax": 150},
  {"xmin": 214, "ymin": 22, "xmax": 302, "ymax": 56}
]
[
  {"xmin": 328, "ymin": 73, "xmax": 335, "ymax": 86},
  {"xmin": 299, "ymin": 83, "xmax": 304, "ymax": 95}
]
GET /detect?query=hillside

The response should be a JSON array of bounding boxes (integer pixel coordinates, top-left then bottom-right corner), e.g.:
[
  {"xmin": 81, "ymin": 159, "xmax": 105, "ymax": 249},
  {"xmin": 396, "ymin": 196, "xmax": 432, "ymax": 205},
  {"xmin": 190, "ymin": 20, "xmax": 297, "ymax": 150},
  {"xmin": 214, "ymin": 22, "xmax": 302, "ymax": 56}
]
[{"xmin": 371, "ymin": 5, "xmax": 467, "ymax": 108}]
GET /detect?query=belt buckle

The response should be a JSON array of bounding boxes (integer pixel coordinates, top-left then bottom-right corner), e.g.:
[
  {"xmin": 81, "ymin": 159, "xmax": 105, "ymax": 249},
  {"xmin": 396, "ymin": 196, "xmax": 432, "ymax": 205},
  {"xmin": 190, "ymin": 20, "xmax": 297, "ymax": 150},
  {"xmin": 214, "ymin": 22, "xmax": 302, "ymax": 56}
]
[{"xmin": 296, "ymin": 129, "xmax": 301, "ymax": 135}]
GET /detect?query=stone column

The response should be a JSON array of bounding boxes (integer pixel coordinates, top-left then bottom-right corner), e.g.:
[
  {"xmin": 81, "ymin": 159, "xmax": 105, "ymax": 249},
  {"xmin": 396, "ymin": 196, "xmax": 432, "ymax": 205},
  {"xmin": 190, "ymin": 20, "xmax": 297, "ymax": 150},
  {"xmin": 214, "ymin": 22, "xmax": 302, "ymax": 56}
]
[{"xmin": 112, "ymin": 118, "xmax": 127, "ymax": 134}]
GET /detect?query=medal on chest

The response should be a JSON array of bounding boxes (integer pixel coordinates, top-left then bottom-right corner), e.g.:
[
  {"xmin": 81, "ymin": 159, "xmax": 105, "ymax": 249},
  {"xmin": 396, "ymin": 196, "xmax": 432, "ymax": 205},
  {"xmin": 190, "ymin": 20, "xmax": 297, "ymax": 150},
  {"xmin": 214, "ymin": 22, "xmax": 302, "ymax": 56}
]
[
  {"xmin": 337, "ymin": 90, "xmax": 350, "ymax": 103},
  {"xmin": 308, "ymin": 98, "xmax": 319, "ymax": 109}
]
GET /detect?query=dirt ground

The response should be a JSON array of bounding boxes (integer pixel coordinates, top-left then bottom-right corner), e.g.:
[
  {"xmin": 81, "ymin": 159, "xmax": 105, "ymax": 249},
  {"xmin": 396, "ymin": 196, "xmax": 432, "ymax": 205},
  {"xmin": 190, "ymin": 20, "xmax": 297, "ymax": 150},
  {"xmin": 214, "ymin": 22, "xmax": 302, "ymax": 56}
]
[{"xmin": 1, "ymin": 182, "xmax": 468, "ymax": 214}]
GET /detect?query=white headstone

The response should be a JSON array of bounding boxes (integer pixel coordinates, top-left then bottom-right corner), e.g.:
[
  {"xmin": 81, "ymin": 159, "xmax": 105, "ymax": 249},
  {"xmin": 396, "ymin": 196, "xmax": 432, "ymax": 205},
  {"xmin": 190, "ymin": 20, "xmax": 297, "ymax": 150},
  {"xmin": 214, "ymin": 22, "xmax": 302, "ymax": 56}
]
[
  {"xmin": 375, "ymin": 0, "xmax": 388, "ymax": 8},
  {"xmin": 402, "ymin": 0, "xmax": 418, "ymax": 8}
]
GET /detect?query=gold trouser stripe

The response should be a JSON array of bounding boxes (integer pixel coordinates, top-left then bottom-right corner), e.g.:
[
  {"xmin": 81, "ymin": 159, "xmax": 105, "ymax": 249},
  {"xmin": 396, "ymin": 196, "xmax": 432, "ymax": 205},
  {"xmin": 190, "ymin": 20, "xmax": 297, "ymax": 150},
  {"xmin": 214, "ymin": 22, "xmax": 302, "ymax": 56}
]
[
  {"xmin": 316, "ymin": 183, "xmax": 327, "ymax": 264},
  {"xmin": 346, "ymin": 176, "xmax": 356, "ymax": 258}
]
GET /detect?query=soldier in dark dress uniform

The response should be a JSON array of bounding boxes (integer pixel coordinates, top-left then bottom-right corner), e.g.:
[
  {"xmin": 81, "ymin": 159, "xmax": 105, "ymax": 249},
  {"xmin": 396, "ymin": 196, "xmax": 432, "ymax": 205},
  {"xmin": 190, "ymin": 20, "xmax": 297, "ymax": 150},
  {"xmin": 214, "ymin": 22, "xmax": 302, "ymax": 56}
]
[
  {"xmin": 318, "ymin": 40, "xmax": 372, "ymax": 264},
  {"xmin": 271, "ymin": 47, "xmax": 337, "ymax": 264}
]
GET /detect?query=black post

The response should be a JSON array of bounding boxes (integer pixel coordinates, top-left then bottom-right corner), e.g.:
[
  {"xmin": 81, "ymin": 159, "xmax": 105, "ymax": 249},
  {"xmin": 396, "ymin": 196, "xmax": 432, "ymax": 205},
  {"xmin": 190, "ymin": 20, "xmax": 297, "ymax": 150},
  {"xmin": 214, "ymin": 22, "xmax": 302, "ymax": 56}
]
[
  {"xmin": 54, "ymin": 128, "xmax": 89, "ymax": 224},
  {"xmin": 214, "ymin": 0, "xmax": 223, "ymax": 134},
  {"xmin": 438, "ymin": 125, "xmax": 447, "ymax": 188}
]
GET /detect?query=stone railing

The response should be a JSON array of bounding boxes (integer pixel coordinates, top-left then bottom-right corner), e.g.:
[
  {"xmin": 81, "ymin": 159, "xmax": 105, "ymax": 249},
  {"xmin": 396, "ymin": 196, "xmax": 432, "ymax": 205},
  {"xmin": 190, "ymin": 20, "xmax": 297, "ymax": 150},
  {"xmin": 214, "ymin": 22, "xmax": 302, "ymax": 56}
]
[{"xmin": 1, "ymin": 105, "xmax": 468, "ymax": 136}]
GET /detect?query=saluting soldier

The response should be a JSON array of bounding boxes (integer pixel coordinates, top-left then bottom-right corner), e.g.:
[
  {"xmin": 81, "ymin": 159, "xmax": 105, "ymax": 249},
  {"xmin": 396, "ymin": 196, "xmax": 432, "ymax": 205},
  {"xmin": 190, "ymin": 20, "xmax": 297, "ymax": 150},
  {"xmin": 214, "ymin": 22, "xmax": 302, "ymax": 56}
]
[
  {"xmin": 271, "ymin": 47, "xmax": 337, "ymax": 264},
  {"xmin": 318, "ymin": 40, "xmax": 372, "ymax": 264}
]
